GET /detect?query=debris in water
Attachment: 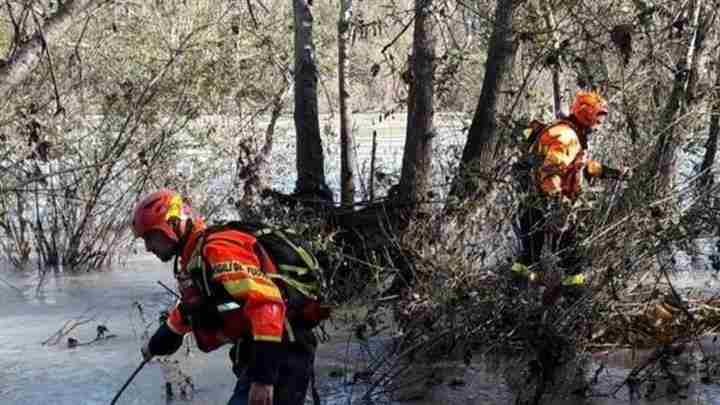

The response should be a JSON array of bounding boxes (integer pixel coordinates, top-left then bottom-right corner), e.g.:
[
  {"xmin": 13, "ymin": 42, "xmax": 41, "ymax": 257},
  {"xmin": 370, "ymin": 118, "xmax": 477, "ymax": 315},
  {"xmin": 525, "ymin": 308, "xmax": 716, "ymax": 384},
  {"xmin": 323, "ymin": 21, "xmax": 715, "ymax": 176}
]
[
  {"xmin": 165, "ymin": 382, "xmax": 173, "ymax": 400},
  {"xmin": 97, "ymin": 324, "xmax": 109, "ymax": 339},
  {"xmin": 158, "ymin": 357, "xmax": 195, "ymax": 400},
  {"xmin": 67, "ymin": 337, "xmax": 78, "ymax": 348},
  {"xmin": 42, "ymin": 310, "xmax": 97, "ymax": 346}
]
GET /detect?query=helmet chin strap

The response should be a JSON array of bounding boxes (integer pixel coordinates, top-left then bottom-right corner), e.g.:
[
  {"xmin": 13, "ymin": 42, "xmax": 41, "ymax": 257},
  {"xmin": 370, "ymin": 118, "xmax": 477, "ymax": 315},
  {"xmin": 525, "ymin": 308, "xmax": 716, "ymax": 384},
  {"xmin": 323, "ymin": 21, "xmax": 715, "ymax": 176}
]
[
  {"xmin": 170, "ymin": 218, "xmax": 194, "ymax": 256},
  {"xmin": 171, "ymin": 218, "xmax": 194, "ymax": 276}
]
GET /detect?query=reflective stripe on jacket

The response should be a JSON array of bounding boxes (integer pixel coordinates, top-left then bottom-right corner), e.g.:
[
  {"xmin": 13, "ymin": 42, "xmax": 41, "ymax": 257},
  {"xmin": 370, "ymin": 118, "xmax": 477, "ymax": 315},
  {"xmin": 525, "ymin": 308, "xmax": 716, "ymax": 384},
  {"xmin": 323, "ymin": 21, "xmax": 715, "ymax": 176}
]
[
  {"xmin": 531, "ymin": 121, "xmax": 606, "ymax": 199},
  {"xmin": 165, "ymin": 229, "xmax": 286, "ymax": 344}
]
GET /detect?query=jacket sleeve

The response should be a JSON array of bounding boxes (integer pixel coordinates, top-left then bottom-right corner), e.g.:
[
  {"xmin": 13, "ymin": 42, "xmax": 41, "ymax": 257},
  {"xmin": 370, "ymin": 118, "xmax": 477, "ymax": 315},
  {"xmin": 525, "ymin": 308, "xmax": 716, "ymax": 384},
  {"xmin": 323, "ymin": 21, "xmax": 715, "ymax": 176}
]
[
  {"xmin": 165, "ymin": 301, "xmax": 193, "ymax": 335},
  {"xmin": 583, "ymin": 158, "xmax": 625, "ymax": 179},
  {"xmin": 148, "ymin": 322, "xmax": 185, "ymax": 356},
  {"xmin": 538, "ymin": 128, "xmax": 578, "ymax": 196},
  {"xmin": 204, "ymin": 234, "xmax": 286, "ymax": 385}
]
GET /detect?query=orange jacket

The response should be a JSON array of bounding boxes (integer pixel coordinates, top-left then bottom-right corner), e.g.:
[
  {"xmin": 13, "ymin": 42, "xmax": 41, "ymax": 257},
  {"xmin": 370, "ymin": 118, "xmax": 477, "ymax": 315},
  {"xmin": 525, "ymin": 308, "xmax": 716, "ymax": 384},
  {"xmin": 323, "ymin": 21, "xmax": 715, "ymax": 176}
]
[
  {"xmin": 531, "ymin": 120, "xmax": 609, "ymax": 200},
  {"xmin": 165, "ymin": 228, "xmax": 286, "ymax": 345},
  {"xmin": 164, "ymin": 228, "xmax": 287, "ymax": 384}
]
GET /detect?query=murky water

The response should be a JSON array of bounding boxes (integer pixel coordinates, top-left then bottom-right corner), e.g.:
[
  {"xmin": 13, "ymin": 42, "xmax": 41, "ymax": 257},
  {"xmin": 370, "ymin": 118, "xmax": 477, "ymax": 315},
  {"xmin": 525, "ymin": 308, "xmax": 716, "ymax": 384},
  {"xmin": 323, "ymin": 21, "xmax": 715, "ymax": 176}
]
[{"xmin": 2, "ymin": 255, "xmax": 720, "ymax": 404}]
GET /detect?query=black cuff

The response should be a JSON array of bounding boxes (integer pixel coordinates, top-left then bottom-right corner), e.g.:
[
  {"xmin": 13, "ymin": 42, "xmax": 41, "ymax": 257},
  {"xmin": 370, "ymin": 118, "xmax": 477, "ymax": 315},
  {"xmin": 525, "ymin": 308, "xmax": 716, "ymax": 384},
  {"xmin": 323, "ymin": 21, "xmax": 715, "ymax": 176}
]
[
  {"xmin": 247, "ymin": 340, "xmax": 282, "ymax": 385},
  {"xmin": 599, "ymin": 166, "xmax": 623, "ymax": 180},
  {"xmin": 148, "ymin": 323, "xmax": 184, "ymax": 356}
]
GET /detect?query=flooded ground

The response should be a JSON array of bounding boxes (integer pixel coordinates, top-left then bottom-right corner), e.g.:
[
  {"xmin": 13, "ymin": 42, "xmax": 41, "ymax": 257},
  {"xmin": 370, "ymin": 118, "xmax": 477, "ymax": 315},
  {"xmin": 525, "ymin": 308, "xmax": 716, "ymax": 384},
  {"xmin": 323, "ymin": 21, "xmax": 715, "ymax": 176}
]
[{"xmin": 2, "ymin": 255, "xmax": 720, "ymax": 404}]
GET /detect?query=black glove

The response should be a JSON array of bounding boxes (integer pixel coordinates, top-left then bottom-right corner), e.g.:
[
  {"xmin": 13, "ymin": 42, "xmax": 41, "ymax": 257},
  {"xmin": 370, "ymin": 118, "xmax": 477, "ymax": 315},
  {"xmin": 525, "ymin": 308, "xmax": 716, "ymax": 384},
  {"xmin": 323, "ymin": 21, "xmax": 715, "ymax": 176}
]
[
  {"xmin": 146, "ymin": 323, "xmax": 184, "ymax": 357},
  {"xmin": 601, "ymin": 166, "xmax": 630, "ymax": 180}
]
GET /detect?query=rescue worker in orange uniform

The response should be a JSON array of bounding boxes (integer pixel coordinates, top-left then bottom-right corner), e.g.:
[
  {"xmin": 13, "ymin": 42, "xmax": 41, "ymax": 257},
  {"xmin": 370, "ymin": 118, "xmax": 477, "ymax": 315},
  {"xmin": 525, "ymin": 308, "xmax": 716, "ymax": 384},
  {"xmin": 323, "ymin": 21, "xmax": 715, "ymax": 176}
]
[
  {"xmin": 512, "ymin": 91, "xmax": 628, "ymax": 302},
  {"xmin": 132, "ymin": 189, "xmax": 316, "ymax": 405}
]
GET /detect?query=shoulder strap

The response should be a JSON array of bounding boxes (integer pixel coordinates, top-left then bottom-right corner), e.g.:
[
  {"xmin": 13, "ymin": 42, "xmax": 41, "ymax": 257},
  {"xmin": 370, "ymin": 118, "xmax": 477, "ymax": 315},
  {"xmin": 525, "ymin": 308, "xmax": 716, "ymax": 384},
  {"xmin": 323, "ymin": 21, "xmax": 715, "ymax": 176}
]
[
  {"xmin": 193, "ymin": 233, "xmax": 214, "ymax": 298},
  {"xmin": 529, "ymin": 118, "xmax": 576, "ymax": 154}
]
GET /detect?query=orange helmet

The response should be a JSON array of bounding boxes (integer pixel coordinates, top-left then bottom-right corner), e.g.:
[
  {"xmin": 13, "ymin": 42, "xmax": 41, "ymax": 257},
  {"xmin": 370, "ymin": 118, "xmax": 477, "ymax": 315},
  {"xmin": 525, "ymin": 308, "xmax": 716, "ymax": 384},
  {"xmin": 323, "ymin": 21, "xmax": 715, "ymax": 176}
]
[
  {"xmin": 131, "ymin": 189, "xmax": 202, "ymax": 242},
  {"xmin": 570, "ymin": 91, "xmax": 608, "ymax": 128}
]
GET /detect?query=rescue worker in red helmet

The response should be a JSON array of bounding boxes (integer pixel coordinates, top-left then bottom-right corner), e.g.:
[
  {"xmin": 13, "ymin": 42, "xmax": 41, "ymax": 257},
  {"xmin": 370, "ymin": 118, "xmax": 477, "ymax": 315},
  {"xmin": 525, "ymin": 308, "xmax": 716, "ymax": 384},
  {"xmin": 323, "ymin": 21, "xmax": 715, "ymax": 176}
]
[
  {"xmin": 511, "ymin": 91, "xmax": 629, "ymax": 303},
  {"xmin": 132, "ymin": 189, "xmax": 316, "ymax": 405}
]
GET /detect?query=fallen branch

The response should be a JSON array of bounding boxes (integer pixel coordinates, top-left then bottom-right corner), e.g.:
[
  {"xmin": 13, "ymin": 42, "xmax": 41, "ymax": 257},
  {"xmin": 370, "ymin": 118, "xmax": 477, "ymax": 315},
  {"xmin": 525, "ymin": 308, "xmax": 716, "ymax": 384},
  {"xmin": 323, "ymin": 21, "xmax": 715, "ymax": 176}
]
[
  {"xmin": 71, "ymin": 325, "xmax": 117, "ymax": 347},
  {"xmin": 42, "ymin": 310, "xmax": 97, "ymax": 346}
]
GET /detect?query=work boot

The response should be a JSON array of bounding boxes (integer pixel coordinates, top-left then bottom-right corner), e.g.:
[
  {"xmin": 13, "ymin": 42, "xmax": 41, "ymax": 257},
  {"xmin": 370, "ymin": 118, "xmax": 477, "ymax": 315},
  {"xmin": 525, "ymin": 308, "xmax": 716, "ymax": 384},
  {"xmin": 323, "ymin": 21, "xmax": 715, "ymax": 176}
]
[
  {"xmin": 559, "ymin": 273, "xmax": 588, "ymax": 306},
  {"xmin": 510, "ymin": 262, "xmax": 535, "ymax": 290}
]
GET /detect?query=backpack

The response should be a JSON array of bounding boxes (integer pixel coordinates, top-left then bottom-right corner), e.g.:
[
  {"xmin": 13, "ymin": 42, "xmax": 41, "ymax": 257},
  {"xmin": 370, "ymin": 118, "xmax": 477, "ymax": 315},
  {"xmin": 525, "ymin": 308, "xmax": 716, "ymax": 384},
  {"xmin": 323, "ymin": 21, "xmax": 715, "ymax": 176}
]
[
  {"xmin": 203, "ymin": 221, "xmax": 331, "ymax": 328},
  {"xmin": 511, "ymin": 118, "xmax": 571, "ymax": 193}
]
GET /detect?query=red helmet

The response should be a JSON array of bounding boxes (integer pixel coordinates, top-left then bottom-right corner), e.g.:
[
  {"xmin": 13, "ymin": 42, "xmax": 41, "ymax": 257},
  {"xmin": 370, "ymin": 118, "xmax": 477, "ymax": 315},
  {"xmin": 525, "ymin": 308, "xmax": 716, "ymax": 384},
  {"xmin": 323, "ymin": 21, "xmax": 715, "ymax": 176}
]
[
  {"xmin": 131, "ymin": 189, "xmax": 202, "ymax": 242},
  {"xmin": 570, "ymin": 91, "xmax": 608, "ymax": 128}
]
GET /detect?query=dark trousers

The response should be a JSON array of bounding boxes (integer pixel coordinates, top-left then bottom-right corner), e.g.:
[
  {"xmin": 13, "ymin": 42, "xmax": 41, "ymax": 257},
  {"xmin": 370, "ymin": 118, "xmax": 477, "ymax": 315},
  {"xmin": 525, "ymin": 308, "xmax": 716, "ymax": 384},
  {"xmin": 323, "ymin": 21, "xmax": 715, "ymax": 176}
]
[
  {"xmin": 516, "ymin": 200, "xmax": 583, "ymax": 274},
  {"xmin": 227, "ymin": 330, "xmax": 317, "ymax": 405}
]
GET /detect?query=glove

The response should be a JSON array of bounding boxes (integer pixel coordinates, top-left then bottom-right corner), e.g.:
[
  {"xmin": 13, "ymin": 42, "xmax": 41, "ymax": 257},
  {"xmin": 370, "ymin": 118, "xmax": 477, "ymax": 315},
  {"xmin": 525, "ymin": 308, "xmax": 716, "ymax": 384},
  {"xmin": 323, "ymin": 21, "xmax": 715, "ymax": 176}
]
[
  {"xmin": 141, "ymin": 342, "xmax": 153, "ymax": 361},
  {"xmin": 602, "ymin": 166, "xmax": 631, "ymax": 180}
]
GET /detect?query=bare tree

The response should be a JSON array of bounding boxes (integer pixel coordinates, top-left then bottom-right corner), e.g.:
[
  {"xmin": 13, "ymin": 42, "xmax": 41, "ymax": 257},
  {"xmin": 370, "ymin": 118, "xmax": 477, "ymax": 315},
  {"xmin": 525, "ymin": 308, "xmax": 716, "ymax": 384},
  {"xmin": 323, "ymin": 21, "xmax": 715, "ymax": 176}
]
[
  {"xmin": 292, "ymin": 0, "xmax": 329, "ymax": 200},
  {"xmin": 397, "ymin": 0, "xmax": 435, "ymax": 207},
  {"xmin": 0, "ymin": 0, "xmax": 98, "ymax": 99},
  {"xmin": 699, "ymin": 45, "xmax": 720, "ymax": 187},
  {"xmin": 236, "ymin": 84, "xmax": 291, "ymax": 213},
  {"xmin": 448, "ymin": 0, "xmax": 516, "ymax": 201},
  {"xmin": 338, "ymin": 0, "xmax": 357, "ymax": 206},
  {"xmin": 650, "ymin": 0, "xmax": 706, "ymax": 196},
  {"xmin": 535, "ymin": 0, "xmax": 564, "ymax": 117}
]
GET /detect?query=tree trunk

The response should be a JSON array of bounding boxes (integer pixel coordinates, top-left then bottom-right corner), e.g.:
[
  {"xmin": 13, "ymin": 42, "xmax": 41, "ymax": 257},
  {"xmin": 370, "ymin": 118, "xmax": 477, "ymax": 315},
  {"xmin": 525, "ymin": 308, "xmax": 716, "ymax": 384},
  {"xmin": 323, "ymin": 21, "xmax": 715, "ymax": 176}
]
[
  {"xmin": 398, "ymin": 0, "xmax": 435, "ymax": 207},
  {"xmin": 651, "ymin": 0, "xmax": 705, "ymax": 196},
  {"xmin": 292, "ymin": 0, "xmax": 329, "ymax": 200},
  {"xmin": 338, "ymin": 0, "xmax": 356, "ymax": 206},
  {"xmin": 0, "ymin": 0, "xmax": 93, "ymax": 97},
  {"xmin": 699, "ymin": 46, "xmax": 720, "ymax": 187},
  {"xmin": 448, "ymin": 0, "xmax": 515, "ymax": 201},
  {"xmin": 536, "ymin": 0, "xmax": 564, "ymax": 117},
  {"xmin": 237, "ymin": 85, "xmax": 290, "ymax": 214}
]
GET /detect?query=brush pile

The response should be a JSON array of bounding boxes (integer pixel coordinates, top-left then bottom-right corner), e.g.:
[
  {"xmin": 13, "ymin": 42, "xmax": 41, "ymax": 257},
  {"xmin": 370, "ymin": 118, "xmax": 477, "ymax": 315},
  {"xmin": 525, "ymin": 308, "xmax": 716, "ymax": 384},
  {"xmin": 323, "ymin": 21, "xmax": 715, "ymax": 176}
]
[{"xmin": 590, "ymin": 280, "xmax": 720, "ymax": 349}]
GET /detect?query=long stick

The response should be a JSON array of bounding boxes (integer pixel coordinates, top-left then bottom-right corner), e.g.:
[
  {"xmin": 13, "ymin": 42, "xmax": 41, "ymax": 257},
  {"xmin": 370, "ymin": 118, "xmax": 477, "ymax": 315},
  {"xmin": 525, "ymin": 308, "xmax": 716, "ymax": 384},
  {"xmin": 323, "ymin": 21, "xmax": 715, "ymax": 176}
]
[
  {"xmin": 157, "ymin": 280, "xmax": 180, "ymax": 298},
  {"xmin": 110, "ymin": 358, "xmax": 150, "ymax": 405},
  {"xmin": 369, "ymin": 129, "xmax": 377, "ymax": 202}
]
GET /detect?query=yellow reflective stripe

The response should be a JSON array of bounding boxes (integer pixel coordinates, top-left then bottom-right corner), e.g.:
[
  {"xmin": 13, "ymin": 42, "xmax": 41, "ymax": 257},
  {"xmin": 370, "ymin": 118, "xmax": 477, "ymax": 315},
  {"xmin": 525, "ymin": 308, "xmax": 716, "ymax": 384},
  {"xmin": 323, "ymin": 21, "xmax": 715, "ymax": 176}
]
[
  {"xmin": 511, "ymin": 262, "xmax": 531, "ymax": 276},
  {"xmin": 255, "ymin": 228, "xmax": 273, "ymax": 236},
  {"xmin": 254, "ymin": 334, "xmax": 282, "ymax": 342},
  {"xmin": 561, "ymin": 274, "xmax": 586, "ymax": 286},
  {"xmin": 267, "ymin": 273, "xmax": 319, "ymax": 299},
  {"xmin": 223, "ymin": 278, "xmax": 282, "ymax": 300},
  {"xmin": 511, "ymin": 263, "xmax": 541, "ymax": 282},
  {"xmin": 275, "ymin": 231, "xmax": 319, "ymax": 271},
  {"xmin": 278, "ymin": 264, "xmax": 309, "ymax": 275}
]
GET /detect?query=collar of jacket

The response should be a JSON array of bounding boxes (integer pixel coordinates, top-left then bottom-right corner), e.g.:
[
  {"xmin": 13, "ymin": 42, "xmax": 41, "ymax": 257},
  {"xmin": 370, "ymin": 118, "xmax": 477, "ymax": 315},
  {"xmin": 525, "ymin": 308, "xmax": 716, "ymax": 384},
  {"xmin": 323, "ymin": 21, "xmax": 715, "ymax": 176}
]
[
  {"xmin": 179, "ymin": 227, "xmax": 205, "ymax": 270},
  {"xmin": 566, "ymin": 115, "xmax": 592, "ymax": 149}
]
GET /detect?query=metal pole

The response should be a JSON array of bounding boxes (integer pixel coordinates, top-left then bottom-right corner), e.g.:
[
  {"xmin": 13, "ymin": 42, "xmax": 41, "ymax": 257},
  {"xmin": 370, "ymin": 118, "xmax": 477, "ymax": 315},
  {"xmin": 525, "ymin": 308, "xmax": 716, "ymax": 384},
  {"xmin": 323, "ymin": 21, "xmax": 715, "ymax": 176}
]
[
  {"xmin": 109, "ymin": 358, "xmax": 150, "ymax": 405},
  {"xmin": 157, "ymin": 280, "xmax": 180, "ymax": 298}
]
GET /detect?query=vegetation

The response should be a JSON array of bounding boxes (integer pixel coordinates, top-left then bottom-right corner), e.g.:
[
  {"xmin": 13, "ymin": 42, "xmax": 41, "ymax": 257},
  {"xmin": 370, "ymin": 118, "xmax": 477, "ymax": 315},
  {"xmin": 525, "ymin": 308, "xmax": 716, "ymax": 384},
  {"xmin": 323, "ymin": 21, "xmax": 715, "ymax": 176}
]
[{"xmin": 1, "ymin": 0, "xmax": 720, "ymax": 403}]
